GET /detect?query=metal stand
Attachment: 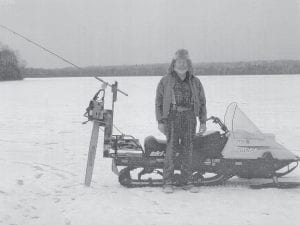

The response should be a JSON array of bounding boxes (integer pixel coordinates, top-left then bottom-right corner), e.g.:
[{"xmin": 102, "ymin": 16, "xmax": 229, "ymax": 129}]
[{"xmin": 84, "ymin": 81, "xmax": 126, "ymax": 187}]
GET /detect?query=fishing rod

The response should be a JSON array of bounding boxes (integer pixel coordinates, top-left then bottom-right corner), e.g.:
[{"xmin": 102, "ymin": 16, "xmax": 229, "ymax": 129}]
[{"xmin": 0, "ymin": 24, "xmax": 128, "ymax": 96}]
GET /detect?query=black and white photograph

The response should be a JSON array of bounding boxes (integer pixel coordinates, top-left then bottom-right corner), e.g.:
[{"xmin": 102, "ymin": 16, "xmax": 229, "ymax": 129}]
[{"xmin": 1, "ymin": 0, "xmax": 300, "ymax": 224}]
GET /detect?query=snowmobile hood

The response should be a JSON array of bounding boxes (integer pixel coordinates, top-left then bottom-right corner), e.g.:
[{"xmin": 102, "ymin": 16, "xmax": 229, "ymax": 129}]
[{"xmin": 221, "ymin": 103, "xmax": 299, "ymax": 160}]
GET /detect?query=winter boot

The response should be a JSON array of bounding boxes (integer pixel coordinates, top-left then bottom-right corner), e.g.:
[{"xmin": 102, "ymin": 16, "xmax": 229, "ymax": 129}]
[
  {"xmin": 182, "ymin": 182, "xmax": 199, "ymax": 193},
  {"xmin": 163, "ymin": 184, "xmax": 174, "ymax": 194}
]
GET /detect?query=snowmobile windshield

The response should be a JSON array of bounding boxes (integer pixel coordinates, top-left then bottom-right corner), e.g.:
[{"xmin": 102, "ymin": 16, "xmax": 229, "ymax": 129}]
[{"xmin": 224, "ymin": 103, "xmax": 264, "ymax": 139}]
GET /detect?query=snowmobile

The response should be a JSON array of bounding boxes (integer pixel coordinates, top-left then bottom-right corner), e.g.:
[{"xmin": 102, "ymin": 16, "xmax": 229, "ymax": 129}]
[
  {"xmin": 2, "ymin": 24, "xmax": 298, "ymax": 189},
  {"xmin": 83, "ymin": 81, "xmax": 300, "ymax": 189}
]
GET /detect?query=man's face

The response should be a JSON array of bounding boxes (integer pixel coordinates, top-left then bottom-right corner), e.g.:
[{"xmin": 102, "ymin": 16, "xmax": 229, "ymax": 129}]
[{"xmin": 174, "ymin": 58, "xmax": 188, "ymax": 73}]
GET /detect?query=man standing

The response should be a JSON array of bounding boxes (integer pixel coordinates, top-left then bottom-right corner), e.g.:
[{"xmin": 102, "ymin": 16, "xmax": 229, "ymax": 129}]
[{"xmin": 155, "ymin": 49, "xmax": 207, "ymax": 193}]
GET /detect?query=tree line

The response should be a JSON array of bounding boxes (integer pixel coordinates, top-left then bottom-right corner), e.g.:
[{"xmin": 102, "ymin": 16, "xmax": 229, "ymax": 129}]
[
  {"xmin": 1, "ymin": 42, "xmax": 300, "ymax": 80},
  {"xmin": 24, "ymin": 60, "xmax": 300, "ymax": 78}
]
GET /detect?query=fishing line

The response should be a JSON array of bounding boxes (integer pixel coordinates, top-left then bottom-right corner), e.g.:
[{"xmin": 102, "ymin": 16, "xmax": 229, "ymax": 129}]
[
  {"xmin": 0, "ymin": 24, "xmax": 127, "ymax": 134},
  {"xmin": 0, "ymin": 24, "xmax": 82, "ymax": 69},
  {"xmin": 0, "ymin": 24, "xmax": 128, "ymax": 96}
]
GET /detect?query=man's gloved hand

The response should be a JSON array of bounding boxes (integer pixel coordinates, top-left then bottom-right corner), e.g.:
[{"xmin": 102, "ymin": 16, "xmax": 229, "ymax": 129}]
[
  {"xmin": 158, "ymin": 123, "xmax": 167, "ymax": 135},
  {"xmin": 198, "ymin": 123, "xmax": 207, "ymax": 134}
]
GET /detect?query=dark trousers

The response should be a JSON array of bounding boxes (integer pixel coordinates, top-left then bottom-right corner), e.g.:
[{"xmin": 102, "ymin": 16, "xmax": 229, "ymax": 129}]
[{"xmin": 163, "ymin": 110, "xmax": 197, "ymax": 184}]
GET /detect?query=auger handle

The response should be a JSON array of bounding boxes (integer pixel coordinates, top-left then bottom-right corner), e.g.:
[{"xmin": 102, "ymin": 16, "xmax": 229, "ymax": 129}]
[{"xmin": 94, "ymin": 77, "xmax": 128, "ymax": 96}]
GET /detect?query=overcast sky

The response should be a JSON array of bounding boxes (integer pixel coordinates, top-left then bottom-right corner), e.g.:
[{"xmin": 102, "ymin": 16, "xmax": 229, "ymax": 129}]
[{"xmin": 0, "ymin": 0, "xmax": 300, "ymax": 68}]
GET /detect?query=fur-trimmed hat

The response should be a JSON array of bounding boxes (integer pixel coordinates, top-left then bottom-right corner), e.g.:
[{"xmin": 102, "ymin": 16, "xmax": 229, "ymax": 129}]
[{"xmin": 175, "ymin": 49, "xmax": 189, "ymax": 60}]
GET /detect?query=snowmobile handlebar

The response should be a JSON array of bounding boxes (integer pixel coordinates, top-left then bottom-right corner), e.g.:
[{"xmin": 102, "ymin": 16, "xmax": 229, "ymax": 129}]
[{"xmin": 206, "ymin": 116, "xmax": 229, "ymax": 133}]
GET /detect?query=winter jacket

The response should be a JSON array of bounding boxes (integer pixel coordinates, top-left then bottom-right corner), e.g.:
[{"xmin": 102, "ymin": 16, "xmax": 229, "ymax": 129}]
[{"xmin": 155, "ymin": 59, "xmax": 207, "ymax": 124}]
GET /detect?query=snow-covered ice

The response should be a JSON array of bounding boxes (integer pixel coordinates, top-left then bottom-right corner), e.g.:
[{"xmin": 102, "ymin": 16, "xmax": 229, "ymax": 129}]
[{"xmin": 0, "ymin": 75, "xmax": 300, "ymax": 225}]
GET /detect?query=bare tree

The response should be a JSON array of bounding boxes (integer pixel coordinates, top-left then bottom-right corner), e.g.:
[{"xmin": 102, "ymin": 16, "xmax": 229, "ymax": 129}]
[{"xmin": 0, "ymin": 44, "xmax": 24, "ymax": 81}]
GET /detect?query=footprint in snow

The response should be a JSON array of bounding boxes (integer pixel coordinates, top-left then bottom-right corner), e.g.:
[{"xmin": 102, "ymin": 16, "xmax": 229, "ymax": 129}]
[
  {"xmin": 65, "ymin": 218, "xmax": 71, "ymax": 225},
  {"xmin": 35, "ymin": 173, "xmax": 44, "ymax": 179},
  {"xmin": 13, "ymin": 204, "xmax": 22, "ymax": 210},
  {"xmin": 53, "ymin": 198, "xmax": 61, "ymax": 203},
  {"xmin": 55, "ymin": 173, "xmax": 67, "ymax": 179},
  {"xmin": 152, "ymin": 201, "xmax": 159, "ymax": 205},
  {"xmin": 17, "ymin": 179, "xmax": 24, "ymax": 185},
  {"xmin": 32, "ymin": 165, "xmax": 44, "ymax": 171},
  {"xmin": 45, "ymin": 142, "xmax": 58, "ymax": 145}
]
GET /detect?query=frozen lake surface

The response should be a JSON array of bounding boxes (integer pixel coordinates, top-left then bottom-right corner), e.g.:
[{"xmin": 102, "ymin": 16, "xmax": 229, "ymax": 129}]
[{"xmin": 0, "ymin": 75, "xmax": 300, "ymax": 225}]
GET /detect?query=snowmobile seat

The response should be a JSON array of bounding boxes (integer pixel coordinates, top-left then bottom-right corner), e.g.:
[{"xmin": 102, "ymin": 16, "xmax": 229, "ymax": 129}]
[
  {"xmin": 144, "ymin": 131, "xmax": 227, "ymax": 158},
  {"xmin": 144, "ymin": 136, "xmax": 167, "ymax": 157}
]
